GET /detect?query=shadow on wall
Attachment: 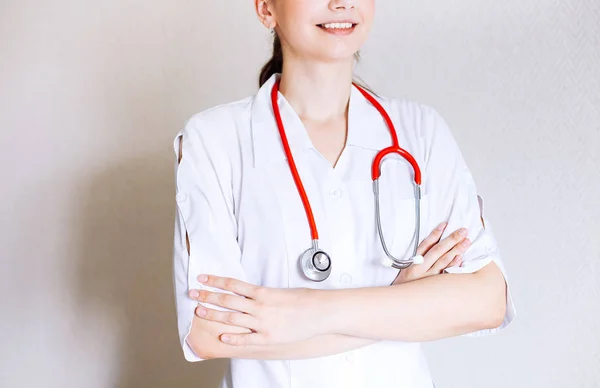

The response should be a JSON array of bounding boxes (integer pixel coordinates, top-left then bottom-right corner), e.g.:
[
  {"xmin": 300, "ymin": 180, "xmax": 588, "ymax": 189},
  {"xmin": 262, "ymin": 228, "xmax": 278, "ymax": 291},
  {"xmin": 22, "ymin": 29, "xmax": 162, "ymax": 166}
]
[{"xmin": 75, "ymin": 153, "xmax": 226, "ymax": 387}]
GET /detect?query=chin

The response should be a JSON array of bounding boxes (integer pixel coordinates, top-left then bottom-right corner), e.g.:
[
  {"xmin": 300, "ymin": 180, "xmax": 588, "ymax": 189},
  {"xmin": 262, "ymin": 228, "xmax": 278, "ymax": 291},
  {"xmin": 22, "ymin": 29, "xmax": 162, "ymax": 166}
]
[{"xmin": 315, "ymin": 49, "xmax": 360, "ymax": 64}]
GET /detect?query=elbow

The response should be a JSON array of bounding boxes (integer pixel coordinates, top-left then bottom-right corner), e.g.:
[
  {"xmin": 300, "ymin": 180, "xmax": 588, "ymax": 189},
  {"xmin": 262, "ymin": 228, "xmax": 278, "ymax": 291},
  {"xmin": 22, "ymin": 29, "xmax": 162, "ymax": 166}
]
[
  {"xmin": 185, "ymin": 318, "xmax": 220, "ymax": 360},
  {"xmin": 186, "ymin": 336, "xmax": 213, "ymax": 361},
  {"xmin": 185, "ymin": 314, "xmax": 252, "ymax": 360},
  {"xmin": 482, "ymin": 277, "xmax": 508, "ymax": 330},
  {"xmin": 467, "ymin": 287, "xmax": 506, "ymax": 333},
  {"xmin": 188, "ymin": 341, "xmax": 218, "ymax": 360},
  {"xmin": 483, "ymin": 295, "xmax": 507, "ymax": 329},
  {"xmin": 475, "ymin": 262, "xmax": 508, "ymax": 330},
  {"xmin": 185, "ymin": 334, "xmax": 210, "ymax": 361}
]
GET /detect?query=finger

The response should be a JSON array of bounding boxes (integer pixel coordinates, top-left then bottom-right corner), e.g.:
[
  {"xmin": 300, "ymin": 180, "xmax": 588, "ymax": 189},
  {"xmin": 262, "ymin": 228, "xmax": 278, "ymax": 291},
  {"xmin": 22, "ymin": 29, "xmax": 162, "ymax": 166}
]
[
  {"xmin": 416, "ymin": 222, "xmax": 447, "ymax": 257},
  {"xmin": 220, "ymin": 333, "xmax": 266, "ymax": 347},
  {"xmin": 198, "ymin": 274, "xmax": 261, "ymax": 299},
  {"xmin": 426, "ymin": 227, "xmax": 468, "ymax": 262},
  {"xmin": 190, "ymin": 289, "xmax": 256, "ymax": 314},
  {"xmin": 448, "ymin": 255, "xmax": 463, "ymax": 269},
  {"xmin": 418, "ymin": 222, "xmax": 449, "ymax": 270},
  {"xmin": 195, "ymin": 305, "xmax": 260, "ymax": 330},
  {"xmin": 444, "ymin": 255, "xmax": 461, "ymax": 271},
  {"xmin": 429, "ymin": 238, "xmax": 470, "ymax": 274}
]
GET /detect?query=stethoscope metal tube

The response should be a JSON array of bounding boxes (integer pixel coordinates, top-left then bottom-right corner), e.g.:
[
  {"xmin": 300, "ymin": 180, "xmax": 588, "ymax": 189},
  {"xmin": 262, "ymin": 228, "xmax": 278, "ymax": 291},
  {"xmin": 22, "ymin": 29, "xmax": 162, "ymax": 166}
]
[{"xmin": 374, "ymin": 179, "xmax": 424, "ymax": 269}]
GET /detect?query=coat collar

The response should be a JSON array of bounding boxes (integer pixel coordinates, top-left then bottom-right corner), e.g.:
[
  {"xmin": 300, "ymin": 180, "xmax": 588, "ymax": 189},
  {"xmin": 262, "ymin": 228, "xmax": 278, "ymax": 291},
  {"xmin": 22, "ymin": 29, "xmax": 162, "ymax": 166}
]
[{"xmin": 251, "ymin": 73, "xmax": 393, "ymax": 168}]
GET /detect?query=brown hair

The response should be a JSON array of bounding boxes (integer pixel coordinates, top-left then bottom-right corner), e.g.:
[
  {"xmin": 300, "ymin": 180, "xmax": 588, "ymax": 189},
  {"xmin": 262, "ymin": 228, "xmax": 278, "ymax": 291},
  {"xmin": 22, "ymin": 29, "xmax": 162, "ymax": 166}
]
[{"xmin": 258, "ymin": 32, "xmax": 375, "ymax": 95}]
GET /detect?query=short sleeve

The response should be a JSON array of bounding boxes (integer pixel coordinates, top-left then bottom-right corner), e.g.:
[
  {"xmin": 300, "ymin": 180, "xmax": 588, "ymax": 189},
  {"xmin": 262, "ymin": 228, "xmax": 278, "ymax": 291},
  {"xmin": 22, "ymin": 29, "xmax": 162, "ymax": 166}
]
[
  {"xmin": 172, "ymin": 117, "xmax": 248, "ymax": 362},
  {"xmin": 420, "ymin": 105, "xmax": 516, "ymax": 337}
]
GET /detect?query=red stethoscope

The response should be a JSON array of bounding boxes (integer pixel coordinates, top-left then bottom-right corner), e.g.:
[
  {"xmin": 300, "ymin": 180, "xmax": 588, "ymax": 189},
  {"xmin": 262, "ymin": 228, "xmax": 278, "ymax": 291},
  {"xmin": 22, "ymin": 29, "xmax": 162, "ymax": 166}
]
[{"xmin": 271, "ymin": 78, "xmax": 424, "ymax": 282}]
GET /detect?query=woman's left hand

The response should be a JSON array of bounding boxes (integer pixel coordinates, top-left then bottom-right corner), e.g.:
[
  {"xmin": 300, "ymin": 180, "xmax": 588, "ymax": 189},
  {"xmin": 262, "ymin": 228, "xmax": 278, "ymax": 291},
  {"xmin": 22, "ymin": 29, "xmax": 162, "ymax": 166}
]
[{"xmin": 189, "ymin": 274, "xmax": 318, "ymax": 347}]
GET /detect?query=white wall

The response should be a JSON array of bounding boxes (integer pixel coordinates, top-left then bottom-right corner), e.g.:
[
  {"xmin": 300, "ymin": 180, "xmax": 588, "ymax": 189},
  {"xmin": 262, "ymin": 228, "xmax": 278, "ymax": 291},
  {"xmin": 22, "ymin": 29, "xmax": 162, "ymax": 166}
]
[{"xmin": 1, "ymin": 1, "xmax": 598, "ymax": 387}]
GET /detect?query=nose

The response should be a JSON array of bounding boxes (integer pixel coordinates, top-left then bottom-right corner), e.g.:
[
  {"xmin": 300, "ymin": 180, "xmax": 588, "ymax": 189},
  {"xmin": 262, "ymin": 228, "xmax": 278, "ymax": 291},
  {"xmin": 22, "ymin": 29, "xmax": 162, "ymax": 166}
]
[{"xmin": 329, "ymin": 0, "xmax": 356, "ymax": 10}]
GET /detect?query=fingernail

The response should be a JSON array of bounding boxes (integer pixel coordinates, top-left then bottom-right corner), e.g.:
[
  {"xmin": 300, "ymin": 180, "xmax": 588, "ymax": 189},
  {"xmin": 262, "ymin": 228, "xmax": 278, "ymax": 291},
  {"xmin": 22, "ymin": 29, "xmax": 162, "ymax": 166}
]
[
  {"xmin": 221, "ymin": 335, "xmax": 230, "ymax": 343},
  {"xmin": 459, "ymin": 228, "xmax": 468, "ymax": 237},
  {"xmin": 196, "ymin": 307, "xmax": 206, "ymax": 316},
  {"xmin": 436, "ymin": 222, "xmax": 447, "ymax": 231},
  {"xmin": 189, "ymin": 290, "xmax": 199, "ymax": 298},
  {"xmin": 198, "ymin": 275, "xmax": 208, "ymax": 283},
  {"xmin": 461, "ymin": 238, "xmax": 471, "ymax": 247}
]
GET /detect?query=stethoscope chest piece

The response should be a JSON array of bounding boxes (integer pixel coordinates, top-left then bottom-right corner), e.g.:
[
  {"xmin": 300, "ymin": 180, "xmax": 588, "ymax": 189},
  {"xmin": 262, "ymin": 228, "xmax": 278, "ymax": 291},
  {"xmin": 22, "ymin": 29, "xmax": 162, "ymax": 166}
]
[{"xmin": 299, "ymin": 241, "xmax": 331, "ymax": 282}]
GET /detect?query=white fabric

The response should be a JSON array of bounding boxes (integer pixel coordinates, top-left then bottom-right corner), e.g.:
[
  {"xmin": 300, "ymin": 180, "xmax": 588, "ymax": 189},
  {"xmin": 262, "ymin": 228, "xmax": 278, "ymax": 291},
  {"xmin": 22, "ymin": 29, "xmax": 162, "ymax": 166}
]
[{"xmin": 171, "ymin": 73, "xmax": 516, "ymax": 388}]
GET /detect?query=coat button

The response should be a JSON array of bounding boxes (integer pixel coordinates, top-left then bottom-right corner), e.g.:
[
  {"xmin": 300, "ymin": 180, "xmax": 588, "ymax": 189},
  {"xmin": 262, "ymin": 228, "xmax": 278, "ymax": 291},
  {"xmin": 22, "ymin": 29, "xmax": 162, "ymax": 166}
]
[{"xmin": 340, "ymin": 273, "xmax": 352, "ymax": 285}]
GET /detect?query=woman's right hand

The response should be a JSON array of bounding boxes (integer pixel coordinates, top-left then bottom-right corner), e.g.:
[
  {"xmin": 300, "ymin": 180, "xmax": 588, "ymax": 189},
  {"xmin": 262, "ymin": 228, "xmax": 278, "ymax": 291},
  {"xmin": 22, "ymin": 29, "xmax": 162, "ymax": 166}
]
[{"xmin": 392, "ymin": 222, "xmax": 470, "ymax": 285}]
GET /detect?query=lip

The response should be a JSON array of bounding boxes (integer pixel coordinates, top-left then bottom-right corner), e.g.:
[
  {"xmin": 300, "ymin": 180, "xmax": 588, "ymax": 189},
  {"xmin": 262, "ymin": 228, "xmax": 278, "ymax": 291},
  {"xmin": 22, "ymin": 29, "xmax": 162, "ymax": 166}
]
[{"xmin": 317, "ymin": 19, "xmax": 359, "ymax": 26}]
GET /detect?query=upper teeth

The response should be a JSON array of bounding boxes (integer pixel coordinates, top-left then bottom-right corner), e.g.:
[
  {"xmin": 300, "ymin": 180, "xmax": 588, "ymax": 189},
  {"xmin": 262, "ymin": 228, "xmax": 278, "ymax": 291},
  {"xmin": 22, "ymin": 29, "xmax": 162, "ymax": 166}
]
[{"xmin": 322, "ymin": 22, "xmax": 353, "ymax": 29}]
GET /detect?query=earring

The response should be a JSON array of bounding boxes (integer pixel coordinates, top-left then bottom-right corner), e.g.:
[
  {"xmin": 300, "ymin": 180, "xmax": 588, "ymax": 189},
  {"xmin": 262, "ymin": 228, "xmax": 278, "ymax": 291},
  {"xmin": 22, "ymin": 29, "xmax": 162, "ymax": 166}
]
[{"xmin": 270, "ymin": 27, "xmax": 275, "ymax": 35}]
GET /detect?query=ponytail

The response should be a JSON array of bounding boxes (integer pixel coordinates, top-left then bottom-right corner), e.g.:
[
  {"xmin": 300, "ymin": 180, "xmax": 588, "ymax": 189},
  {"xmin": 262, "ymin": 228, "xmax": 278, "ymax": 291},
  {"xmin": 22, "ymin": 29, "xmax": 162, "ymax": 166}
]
[{"xmin": 259, "ymin": 33, "xmax": 284, "ymax": 87}]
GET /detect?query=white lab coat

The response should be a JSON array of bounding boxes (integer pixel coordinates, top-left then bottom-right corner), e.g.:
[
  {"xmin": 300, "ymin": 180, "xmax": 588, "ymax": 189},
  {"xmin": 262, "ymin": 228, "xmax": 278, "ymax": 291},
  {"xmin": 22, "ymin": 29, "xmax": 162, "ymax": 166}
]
[{"xmin": 171, "ymin": 73, "xmax": 516, "ymax": 388}]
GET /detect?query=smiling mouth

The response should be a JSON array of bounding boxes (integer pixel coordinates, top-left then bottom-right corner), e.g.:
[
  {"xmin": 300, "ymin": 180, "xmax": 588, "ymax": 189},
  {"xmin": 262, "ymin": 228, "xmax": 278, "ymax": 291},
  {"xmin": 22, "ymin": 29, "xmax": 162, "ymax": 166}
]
[
  {"xmin": 316, "ymin": 22, "xmax": 358, "ymax": 33},
  {"xmin": 317, "ymin": 23, "xmax": 357, "ymax": 30}
]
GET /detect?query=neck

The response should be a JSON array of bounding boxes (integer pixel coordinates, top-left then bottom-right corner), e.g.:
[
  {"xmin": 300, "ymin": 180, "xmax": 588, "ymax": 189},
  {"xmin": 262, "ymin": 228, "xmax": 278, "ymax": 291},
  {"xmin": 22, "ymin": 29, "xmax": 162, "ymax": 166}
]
[{"xmin": 278, "ymin": 59, "xmax": 354, "ymax": 123}]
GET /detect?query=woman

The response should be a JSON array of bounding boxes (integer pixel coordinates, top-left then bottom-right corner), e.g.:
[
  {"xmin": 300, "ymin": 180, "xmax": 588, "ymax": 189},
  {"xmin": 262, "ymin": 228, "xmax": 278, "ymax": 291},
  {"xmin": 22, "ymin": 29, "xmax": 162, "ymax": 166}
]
[{"xmin": 172, "ymin": 0, "xmax": 515, "ymax": 387}]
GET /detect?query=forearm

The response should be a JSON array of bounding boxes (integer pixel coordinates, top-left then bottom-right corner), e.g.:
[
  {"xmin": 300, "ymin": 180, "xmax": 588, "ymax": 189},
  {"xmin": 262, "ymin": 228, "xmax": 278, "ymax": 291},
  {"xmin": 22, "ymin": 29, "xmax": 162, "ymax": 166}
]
[
  {"xmin": 188, "ymin": 315, "xmax": 377, "ymax": 360},
  {"xmin": 315, "ymin": 263, "xmax": 507, "ymax": 341},
  {"xmin": 230, "ymin": 334, "xmax": 377, "ymax": 360}
]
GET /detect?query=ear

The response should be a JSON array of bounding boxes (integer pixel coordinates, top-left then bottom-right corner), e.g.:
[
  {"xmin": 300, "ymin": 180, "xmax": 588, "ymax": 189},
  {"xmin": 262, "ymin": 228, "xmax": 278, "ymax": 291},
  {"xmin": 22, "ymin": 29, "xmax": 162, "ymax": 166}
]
[{"xmin": 255, "ymin": 0, "xmax": 276, "ymax": 30}]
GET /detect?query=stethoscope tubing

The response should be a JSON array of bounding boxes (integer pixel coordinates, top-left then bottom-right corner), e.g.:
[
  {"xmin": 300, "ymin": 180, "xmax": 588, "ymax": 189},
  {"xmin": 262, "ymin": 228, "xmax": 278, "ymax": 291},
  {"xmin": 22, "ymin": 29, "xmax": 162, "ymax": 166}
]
[{"xmin": 271, "ymin": 81, "xmax": 320, "ymax": 241}]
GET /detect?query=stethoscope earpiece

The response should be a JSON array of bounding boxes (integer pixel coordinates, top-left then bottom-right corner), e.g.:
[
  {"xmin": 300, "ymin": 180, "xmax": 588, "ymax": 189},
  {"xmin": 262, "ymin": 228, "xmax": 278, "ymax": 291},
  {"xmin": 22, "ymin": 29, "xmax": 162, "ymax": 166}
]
[
  {"xmin": 412, "ymin": 255, "xmax": 425, "ymax": 265},
  {"xmin": 382, "ymin": 254, "xmax": 425, "ymax": 270},
  {"xmin": 382, "ymin": 256, "xmax": 395, "ymax": 268}
]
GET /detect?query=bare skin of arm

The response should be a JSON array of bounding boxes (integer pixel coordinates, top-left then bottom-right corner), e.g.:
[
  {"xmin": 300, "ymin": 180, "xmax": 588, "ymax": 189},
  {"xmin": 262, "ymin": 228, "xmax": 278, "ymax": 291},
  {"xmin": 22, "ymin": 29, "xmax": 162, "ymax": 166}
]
[
  {"xmin": 187, "ymin": 316, "xmax": 375, "ymax": 360},
  {"xmin": 185, "ymin": 223, "xmax": 484, "ymax": 360}
]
